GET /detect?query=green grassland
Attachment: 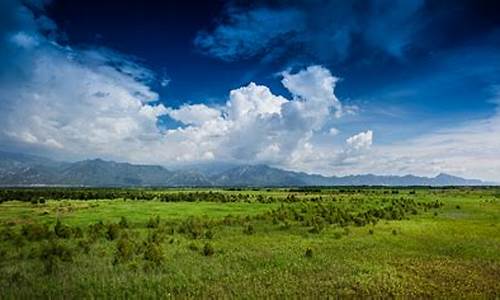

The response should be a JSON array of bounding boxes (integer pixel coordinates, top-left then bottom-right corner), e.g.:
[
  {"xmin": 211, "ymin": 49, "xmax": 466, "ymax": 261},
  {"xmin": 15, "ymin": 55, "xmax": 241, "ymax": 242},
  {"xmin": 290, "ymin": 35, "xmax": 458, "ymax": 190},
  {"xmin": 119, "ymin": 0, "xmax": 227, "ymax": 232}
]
[{"xmin": 0, "ymin": 187, "xmax": 499, "ymax": 298}]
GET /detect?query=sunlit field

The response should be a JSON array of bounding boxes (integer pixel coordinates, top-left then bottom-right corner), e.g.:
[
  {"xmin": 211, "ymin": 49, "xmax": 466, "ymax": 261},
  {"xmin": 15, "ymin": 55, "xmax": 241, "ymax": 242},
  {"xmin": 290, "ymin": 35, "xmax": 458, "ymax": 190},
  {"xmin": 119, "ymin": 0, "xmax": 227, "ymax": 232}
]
[{"xmin": 0, "ymin": 187, "xmax": 499, "ymax": 298}]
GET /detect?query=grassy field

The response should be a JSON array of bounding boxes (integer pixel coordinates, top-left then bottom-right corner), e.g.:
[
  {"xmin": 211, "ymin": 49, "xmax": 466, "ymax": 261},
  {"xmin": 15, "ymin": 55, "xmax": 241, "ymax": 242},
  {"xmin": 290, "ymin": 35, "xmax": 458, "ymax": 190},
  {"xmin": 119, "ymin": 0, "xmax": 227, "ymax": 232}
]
[{"xmin": 0, "ymin": 187, "xmax": 499, "ymax": 298}]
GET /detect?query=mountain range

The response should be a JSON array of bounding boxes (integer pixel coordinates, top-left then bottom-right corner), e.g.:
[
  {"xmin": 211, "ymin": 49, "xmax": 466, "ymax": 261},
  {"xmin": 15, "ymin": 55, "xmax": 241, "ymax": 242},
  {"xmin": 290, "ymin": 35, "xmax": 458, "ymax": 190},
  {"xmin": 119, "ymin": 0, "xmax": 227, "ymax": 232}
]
[{"xmin": 0, "ymin": 151, "xmax": 491, "ymax": 187}]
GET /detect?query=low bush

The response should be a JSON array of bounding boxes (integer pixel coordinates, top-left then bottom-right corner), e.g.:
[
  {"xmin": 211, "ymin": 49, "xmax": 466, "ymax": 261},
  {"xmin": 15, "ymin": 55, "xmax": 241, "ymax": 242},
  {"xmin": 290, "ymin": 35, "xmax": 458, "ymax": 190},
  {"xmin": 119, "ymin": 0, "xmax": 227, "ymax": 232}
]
[
  {"xmin": 39, "ymin": 240, "xmax": 73, "ymax": 274},
  {"xmin": 143, "ymin": 242, "xmax": 164, "ymax": 265},
  {"xmin": 243, "ymin": 224, "xmax": 255, "ymax": 235},
  {"xmin": 146, "ymin": 215, "xmax": 160, "ymax": 229},
  {"xmin": 343, "ymin": 228, "xmax": 350, "ymax": 236},
  {"xmin": 54, "ymin": 220, "xmax": 73, "ymax": 239},
  {"xmin": 88, "ymin": 220, "xmax": 106, "ymax": 240},
  {"xmin": 203, "ymin": 242, "xmax": 214, "ymax": 256},
  {"xmin": 106, "ymin": 223, "xmax": 121, "ymax": 241},
  {"xmin": 113, "ymin": 237, "xmax": 135, "ymax": 264},
  {"xmin": 309, "ymin": 218, "xmax": 324, "ymax": 234},
  {"xmin": 304, "ymin": 248, "xmax": 313, "ymax": 258},
  {"xmin": 73, "ymin": 226, "xmax": 84, "ymax": 238},
  {"xmin": 118, "ymin": 216, "xmax": 129, "ymax": 228},
  {"xmin": 21, "ymin": 223, "xmax": 51, "ymax": 241},
  {"xmin": 178, "ymin": 217, "xmax": 205, "ymax": 239},
  {"xmin": 1, "ymin": 227, "xmax": 25, "ymax": 246},
  {"xmin": 146, "ymin": 229, "xmax": 165, "ymax": 244},
  {"xmin": 205, "ymin": 229, "xmax": 214, "ymax": 239},
  {"xmin": 77, "ymin": 239, "xmax": 92, "ymax": 254},
  {"xmin": 187, "ymin": 242, "xmax": 199, "ymax": 251}
]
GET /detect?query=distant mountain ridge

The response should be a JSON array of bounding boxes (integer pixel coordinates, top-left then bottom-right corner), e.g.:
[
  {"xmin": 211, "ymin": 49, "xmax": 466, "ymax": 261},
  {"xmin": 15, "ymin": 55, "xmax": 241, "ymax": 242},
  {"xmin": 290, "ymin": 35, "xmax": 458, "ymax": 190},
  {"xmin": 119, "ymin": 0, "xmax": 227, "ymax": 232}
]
[{"xmin": 0, "ymin": 151, "xmax": 491, "ymax": 187}]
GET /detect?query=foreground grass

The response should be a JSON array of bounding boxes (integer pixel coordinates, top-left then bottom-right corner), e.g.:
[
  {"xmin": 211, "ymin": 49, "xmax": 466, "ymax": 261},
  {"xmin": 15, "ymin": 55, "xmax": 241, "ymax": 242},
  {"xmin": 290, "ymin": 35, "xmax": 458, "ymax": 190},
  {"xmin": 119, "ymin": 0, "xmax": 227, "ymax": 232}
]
[{"xmin": 0, "ymin": 188, "xmax": 499, "ymax": 298}]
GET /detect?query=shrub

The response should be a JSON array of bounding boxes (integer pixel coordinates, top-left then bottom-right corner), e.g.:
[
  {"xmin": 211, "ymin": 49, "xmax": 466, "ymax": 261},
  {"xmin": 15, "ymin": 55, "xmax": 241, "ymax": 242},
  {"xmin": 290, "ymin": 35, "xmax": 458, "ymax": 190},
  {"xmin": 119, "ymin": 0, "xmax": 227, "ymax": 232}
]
[
  {"xmin": 343, "ymin": 228, "xmax": 350, "ymax": 236},
  {"xmin": 309, "ymin": 219, "xmax": 324, "ymax": 234},
  {"xmin": 304, "ymin": 248, "xmax": 313, "ymax": 258},
  {"xmin": 54, "ymin": 220, "xmax": 72, "ymax": 239},
  {"xmin": 40, "ymin": 240, "xmax": 73, "ymax": 273},
  {"xmin": 456, "ymin": 205, "xmax": 461, "ymax": 209},
  {"xmin": 392, "ymin": 229, "xmax": 398, "ymax": 235},
  {"xmin": 0, "ymin": 248, "xmax": 7, "ymax": 260},
  {"xmin": 147, "ymin": 229, "xmax": 165, "ymax": 244},
  {"xmin": 243, "ymin": 224, "xmax": 255, "ymax": 235},
  {"xmin": 165, "ymin": 226, "xmax": 175, "ymax": 235},
  {"xmin": 203, "ymin": 242, "xmax": 215, "ymax": 256},
  {"xmin": 88, "ymin": 220, "xmax": 105, "ymax": 240},
  {"xmin": 353, "ymin": 216, "xmax": 367, "ymax": 226},
  {"xmin": 143, "ymin": 242, "xmax": 164, "ymax": 265},
  {"xmin": 106, "ymin": 223, "xmax": 121, "ymax": 241},
  {"xmin": 146, "ymin": 215, "xmax": 160, "ymax": 229},
  {"xmin": 368, "ymin": 229, "xmax": 374, "ymax": 235},
  {"xmin": 178, "ymin": 217, "xmax": 204, "ymax": 239},
  {"xmin": 113, "ymin": 237, "xmax": 135, "ymax": 264},
  {"xmin": 205, "ymin": 229, "xmax": 214, "ymax": 239},
  {"xmin": 1, "ymin": 227, "xmax": 24, "ymax": 246},
  {"xmin": 30, "ymin": 197, "xmax": 38, "ymax": 205},
  {"xmin": 279, "ymin": 221, "xmax": 291, "ymax": 231},
  {"xmin": 187, "ymin": 242, "xmax": 199, "ymax": 251},
  {"xmin": 222, "ymin": 214, "xmax": 236, "ymax": 226},
  {"xmin": 38, "ymin": 197, "xmax": 46, "ymax": 204},
  {"xmin": 118, "ymin": 216, "xmax": 129, "ymax": 228},
  {"xmin": 77, "ymin": 239, "xmax": 92, "ymax": 254},
  {"xmin": 21, "ymin": 223, "xmax": 51, "ymax": 241},
  {"xmin": 73, "ymin": 226, "xmax": 84, "ymax": 238}
]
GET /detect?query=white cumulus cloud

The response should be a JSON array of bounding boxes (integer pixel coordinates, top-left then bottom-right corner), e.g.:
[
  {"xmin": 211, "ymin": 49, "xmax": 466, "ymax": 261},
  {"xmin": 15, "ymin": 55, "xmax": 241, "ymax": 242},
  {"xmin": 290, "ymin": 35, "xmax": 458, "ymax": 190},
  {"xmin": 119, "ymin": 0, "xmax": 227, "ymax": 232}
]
[
  {"xmin": 166, "ymin": 104, "xmax": 221, "ymax": 126},
  {"xmin": 346, "ymin": 130, "xmax": 373, "ymax": 151}
]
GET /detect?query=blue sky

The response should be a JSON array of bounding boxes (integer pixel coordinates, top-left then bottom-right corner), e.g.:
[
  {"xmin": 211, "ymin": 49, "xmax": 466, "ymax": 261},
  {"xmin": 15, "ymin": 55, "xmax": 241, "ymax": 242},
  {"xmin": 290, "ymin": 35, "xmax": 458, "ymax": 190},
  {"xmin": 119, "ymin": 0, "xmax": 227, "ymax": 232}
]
[{"xmin": 1, "ymin": 0, "xmax": 500, "ymax": 181}]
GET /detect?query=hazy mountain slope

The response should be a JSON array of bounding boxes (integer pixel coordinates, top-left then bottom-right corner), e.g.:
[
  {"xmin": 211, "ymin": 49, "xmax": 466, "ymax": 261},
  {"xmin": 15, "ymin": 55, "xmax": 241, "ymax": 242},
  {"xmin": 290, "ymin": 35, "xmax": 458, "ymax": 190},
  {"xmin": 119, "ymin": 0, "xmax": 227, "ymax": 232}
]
[
  {"xmin": 211, "ymin": 165, "xmax": 306, "ymax": 186},
  {"xmin": 0, "ymin": 151, "xmax": 67, "ymax": 185},
  {"xmin": 57, "ymin": 159, "xmax": 175, "ymax": 186},
  {"xmin": 0, "ymin": 152, "xmax": 210, "ymax": 187},
  {"xmin": 0, "ymin": 151, "xmax": 489, "ymax": 187},
  {"xmin": 210, "ymin": 165, "xmax": 487, "ymax": 186}
]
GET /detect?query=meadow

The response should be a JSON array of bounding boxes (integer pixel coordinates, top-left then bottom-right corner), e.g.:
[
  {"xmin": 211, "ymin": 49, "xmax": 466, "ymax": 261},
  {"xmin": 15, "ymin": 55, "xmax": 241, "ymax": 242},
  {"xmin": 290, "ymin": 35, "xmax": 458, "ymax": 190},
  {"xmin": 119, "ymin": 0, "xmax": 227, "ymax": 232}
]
[{"xmin": 0, "ymin": 187, "xmax": 499, "ymax": 298}]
